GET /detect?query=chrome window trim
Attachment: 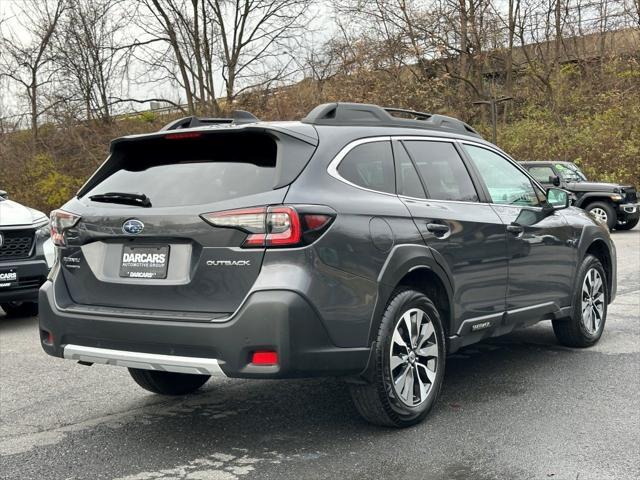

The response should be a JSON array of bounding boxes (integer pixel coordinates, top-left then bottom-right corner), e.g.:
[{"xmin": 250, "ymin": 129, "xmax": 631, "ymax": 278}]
[
  {"xmin": 326, "ymin": 136, "xmax": 398, "ymax": 197},
  {"xmin": 397, "ymin": 137, "xmax": 483, "ymax": 204},
  {"xmin": 393, "ymin": 136, "xmax": 459, "ymax": 143},
  {"xmin": 326, "ymin": 135, "xmax": 547, "ymax": 205},
  {"xmin": 327, "ymin": 135, "xmax": 468, "ymax": 198},
  {"xmin": 489, "ymin": 202, "xmax": 544, "ymax": 212},
  {"xmin": 399, "ymin": 195, "xmax": 483, "ymax": 206}
]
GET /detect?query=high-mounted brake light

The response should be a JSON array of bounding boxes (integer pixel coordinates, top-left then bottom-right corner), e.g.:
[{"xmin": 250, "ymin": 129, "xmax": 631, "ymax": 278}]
[
  {"xmin": 50, "ymin": 209, "xmax": 81, "ymax": 246},
  {"xmin": 164, "ymin": 132, "xmax": 202, "ymax": 140},
  {"xmin": 201, "ymin": 206, "xmax": 334, "ymax": 248}
]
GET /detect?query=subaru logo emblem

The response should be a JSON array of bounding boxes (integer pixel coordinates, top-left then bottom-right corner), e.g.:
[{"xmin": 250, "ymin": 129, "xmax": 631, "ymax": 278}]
[{"xmin": 122, "ymin": 219, "xmax": 144, "ymax": 235}]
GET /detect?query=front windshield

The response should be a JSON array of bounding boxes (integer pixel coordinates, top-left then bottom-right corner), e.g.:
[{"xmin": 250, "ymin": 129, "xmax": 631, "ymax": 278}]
[{"xmin": 555, "ymin": 163, "xmax": 587, "ymax": 182}]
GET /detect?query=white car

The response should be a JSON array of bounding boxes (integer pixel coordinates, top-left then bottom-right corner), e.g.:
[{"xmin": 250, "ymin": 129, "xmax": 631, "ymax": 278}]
[{"xmin": 0, "ymin": 190, "xmax": 54, "ymax": 316}]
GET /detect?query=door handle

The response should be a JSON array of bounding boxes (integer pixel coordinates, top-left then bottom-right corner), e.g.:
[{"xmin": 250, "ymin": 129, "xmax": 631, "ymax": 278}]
[
  {"xmin": 506, "ymin": 224, "xmax": 524, "ymax": 235},
  {"xmin": 426, "ymin": 223, "xmax": 450, "ymax": 237}
]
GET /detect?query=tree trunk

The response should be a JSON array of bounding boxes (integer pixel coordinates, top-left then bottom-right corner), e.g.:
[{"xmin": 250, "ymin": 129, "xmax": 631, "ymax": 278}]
[{"xmin": 30, "ymin": 77, "xmax": 38, "ymax": 142}]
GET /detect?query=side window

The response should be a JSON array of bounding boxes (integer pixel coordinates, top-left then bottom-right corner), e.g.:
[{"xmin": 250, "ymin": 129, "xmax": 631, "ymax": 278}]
[
  {"xmin": 463, "ymin": 145, "xmax": 541, "ymax": 207},
  {"xmin": 337, "ymin": 141, "xmax": 395, "ymax": 194},
  {"xmin": 403, "ymin": 141, "xmax": 479, "ymax": 202},
  {"xmin": 527, "ymin": 166, "xmax": 556, "ymax": 183},
  {"xmin": 394, "ymin": 143, "xmax": 426, "ymax": 198}
]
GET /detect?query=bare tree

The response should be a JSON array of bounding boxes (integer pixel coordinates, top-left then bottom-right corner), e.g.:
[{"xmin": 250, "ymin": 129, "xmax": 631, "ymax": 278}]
[
  {"xmin": 209, "ymin": 0, "xmax": 311, "ymax": 106},
  {"xmin": 138, "ymin": 0, "xmax": 312, "ymax": 114},
  {"xmin": 53, "ymin": 0, "xmax": 134, "ymax": 123},
  {"xmin": 0, "ymin": 0, "xmax": 66, "ymax": 140}
]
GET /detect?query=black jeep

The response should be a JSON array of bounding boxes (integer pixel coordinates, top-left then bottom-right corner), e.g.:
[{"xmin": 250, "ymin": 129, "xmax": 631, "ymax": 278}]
[{"xmin": 521, "ymin": 161, "xmax": 639, "ymax": 231}]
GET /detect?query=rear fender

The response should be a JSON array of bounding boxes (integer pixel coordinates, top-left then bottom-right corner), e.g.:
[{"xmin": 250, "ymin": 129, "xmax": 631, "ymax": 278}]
[{"xmin": 367, "ymin": 244, "xmax": 454, "ymax": 345}]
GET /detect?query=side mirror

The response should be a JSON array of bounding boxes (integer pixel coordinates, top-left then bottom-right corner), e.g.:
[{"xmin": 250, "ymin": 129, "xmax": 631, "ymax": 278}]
[
  {"xmin": 549, "ymin": 175, "xmax": 561, "ymax": 187},
  {"xmin": 0, "ymin": 190, "xmax": 7, "ymax": 199},
  {"xmin": 546, "ymin": 187, "xmax": 570, "ymax": 210}
]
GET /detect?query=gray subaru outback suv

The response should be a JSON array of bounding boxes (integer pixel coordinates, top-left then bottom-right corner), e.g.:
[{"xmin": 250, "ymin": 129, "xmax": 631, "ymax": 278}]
[{"xmin": 40, "ymin": 103, "xmax": 616, "ymax": 427}]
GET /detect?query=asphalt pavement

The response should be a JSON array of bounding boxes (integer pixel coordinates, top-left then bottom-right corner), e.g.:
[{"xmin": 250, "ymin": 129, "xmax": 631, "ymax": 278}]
[{"xmin": 1, "ymin": 229, "xmax": 639, "ymax": 480}]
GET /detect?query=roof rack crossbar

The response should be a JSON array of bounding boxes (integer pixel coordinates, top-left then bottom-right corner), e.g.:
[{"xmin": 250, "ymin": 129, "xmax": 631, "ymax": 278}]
[
  {"xmin": 160, "ymin": 110, "xmax": 259, "ymax": 131},
  {"xmin": 302, "ymin": 102, "xmax": 481, "ymax": 138}
]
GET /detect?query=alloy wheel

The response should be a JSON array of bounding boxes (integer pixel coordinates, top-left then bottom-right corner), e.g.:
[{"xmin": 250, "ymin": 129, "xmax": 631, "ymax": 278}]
[
  {"xmin": 389, "ymin": 308, "xmax": 439, "ymax": 407},
  {"xmin": 589, "ymin": 207, "xmax": 608, "ymax": 225},
  {"xmin": 581, "ymin": 268, "xmax": 605, "ymax": 335}
]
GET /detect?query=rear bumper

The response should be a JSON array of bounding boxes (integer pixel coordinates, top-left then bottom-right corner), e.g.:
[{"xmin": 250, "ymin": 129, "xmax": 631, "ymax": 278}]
[
  {"xmin": 0, "ymin": 258, "xmax": 49, "ymax": 303},
  {"xmin": 39, "ymin": 280, "xmax": 370, "ymax": 378}
]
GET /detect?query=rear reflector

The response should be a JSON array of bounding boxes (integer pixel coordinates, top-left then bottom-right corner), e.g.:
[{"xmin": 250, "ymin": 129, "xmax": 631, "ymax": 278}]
[
  {"xmin": 40, "ymin": 329, "xmax": 53, "ymax": 345},
  {"xmin": 252, "ymin": 351, "xmax": 278, "ymax": 365}
]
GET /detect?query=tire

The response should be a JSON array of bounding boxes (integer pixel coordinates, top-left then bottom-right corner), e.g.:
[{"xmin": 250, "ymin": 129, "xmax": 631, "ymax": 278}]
[
  {"xmin": 615, "ymin": 217, "xmax": 639, "ymax": 231},
  {"xmin": 585, "ymin": 201, "xmax": 616, "ymax": 231},
  {"xmin": 552, "ymin": 255, "xmax": 607, "ymax": 348},
  {"xmin": 128, "ymin": 368, "xmax": 210, "ymax": 395},
  {"xmin": 1, "ymin": 301, "xmax": 39, "ymax": 317},
  {"xmin": 349, "ymin": 288, "xmax": 446, "ymax": 427}
]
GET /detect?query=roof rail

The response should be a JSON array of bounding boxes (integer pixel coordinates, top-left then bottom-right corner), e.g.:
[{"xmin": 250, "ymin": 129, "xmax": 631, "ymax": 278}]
[
  {"xmin": 159, "ymin": 110, "xmax": 259, "ymax": 131},
  {"xmin": 301, "ymin": 102, "xmax": 481, "ymax": 138}
]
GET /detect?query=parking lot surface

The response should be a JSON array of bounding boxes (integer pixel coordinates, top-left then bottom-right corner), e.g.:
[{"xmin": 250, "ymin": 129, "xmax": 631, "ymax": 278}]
[{"xmin": 1, "ymin": 229, "xmax": 638, "ymax": 480}]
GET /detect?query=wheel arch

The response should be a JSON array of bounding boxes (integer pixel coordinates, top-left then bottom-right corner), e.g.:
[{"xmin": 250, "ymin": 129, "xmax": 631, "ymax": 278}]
[
  {"xmin": 584, "ymin": 239, "xmax": 614, "ymax": 303},
  {"xmin": 395, "ymin": 267, "xmax": 452, "ymax": 337},
  {"xmin": 369, "ymin": 244, "xmax": 455, "ymax": 344},
  {"xmin": 575, "ymin": 193, "xmax": 614, "ymax": 210}
]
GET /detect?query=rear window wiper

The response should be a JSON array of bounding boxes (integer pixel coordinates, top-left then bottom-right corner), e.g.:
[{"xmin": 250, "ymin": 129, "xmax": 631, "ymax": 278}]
[{"xmin": 88, "ymin": 192, "xmax": 152, "ymax": 207}]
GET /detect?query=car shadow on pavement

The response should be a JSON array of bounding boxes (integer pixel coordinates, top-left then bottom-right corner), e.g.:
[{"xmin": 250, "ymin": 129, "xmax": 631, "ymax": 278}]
[
  {"xmin": 2, "ymin": 322, "xmax": 578, "ymax": 479},
  {"xmin": 0, "ymin": 314, "xmax": 38, "ymax": 331}
]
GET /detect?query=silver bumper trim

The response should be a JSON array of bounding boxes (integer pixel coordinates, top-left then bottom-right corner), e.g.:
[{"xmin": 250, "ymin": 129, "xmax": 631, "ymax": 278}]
[
  {"xmin": 619, "ymin": 203, "xmax": 639, "ymax": 214},
  {"xmin": 63, "ymin": 344, "xmax": 226, "ymax": 376}
]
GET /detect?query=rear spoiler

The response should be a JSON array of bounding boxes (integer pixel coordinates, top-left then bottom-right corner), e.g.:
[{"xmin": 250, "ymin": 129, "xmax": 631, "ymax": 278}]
[{"xmin": 159, "ymin": 110, "xmax": 259, "ymax": 131}]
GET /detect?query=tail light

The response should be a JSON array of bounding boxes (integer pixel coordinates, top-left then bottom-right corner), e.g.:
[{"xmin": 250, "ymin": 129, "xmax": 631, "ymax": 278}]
[
  {"xmin": 201, "ymin": 205, "xmax": 334, "ymax": 248},
  {"xmin": 50, "ymin": 209, "xmax": 81, "ymax": 246}
]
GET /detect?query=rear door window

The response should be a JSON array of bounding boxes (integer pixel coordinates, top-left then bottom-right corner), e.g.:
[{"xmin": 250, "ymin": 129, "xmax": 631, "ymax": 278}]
[
  {"xmin": 337, "ymin": 141, "xmax": 395, "ymax": 194},
  {"xmin": 394, "ymin": 143, "xmax": 426, "ymax": 198},
  {"xmin": 83, "ymin": 132, "xmax": 279, "ymax": 207},
  {"xmin": 403, "ymin": 141, "xmax": 479, "ymax": 202}
]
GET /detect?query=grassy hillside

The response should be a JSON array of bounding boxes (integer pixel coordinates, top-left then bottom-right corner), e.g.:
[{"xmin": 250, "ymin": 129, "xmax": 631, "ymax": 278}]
[{"xmin": 1, "ymin": 56, "xmax": 639, "ymax": 213}]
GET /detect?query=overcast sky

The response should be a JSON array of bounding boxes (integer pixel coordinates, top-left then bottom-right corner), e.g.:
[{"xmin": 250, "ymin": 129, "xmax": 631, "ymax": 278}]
[{"xmin": 0, "ymin": 0, "xmax": 334, "ymax": 121}]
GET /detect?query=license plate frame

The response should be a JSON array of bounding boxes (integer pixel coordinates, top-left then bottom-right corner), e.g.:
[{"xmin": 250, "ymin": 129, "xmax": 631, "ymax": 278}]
[
  {"xmin": 0, "ymin": 268, "xmax": 18, "ymax": 288},
  {"xmin": 119, "ymin": 245, "xmax": 170, "ymax": 279}
]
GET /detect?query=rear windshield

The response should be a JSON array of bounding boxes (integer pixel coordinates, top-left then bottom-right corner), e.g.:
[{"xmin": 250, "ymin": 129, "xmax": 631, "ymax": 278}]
[{"xmin": 83, "ymin": 132, "xmax": 278, "ymax": 207}]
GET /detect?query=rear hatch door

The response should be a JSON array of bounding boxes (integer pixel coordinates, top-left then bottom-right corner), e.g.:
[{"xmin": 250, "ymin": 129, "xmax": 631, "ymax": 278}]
[{"xmin": 59, "ymin": 125, "xmax": 317, "ymax": 316}]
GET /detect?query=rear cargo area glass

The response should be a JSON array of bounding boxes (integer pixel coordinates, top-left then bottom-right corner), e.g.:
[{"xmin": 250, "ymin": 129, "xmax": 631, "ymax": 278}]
[{"xmin": 84, "ymin": 132, "xmax": 278, "ymax": 207}]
